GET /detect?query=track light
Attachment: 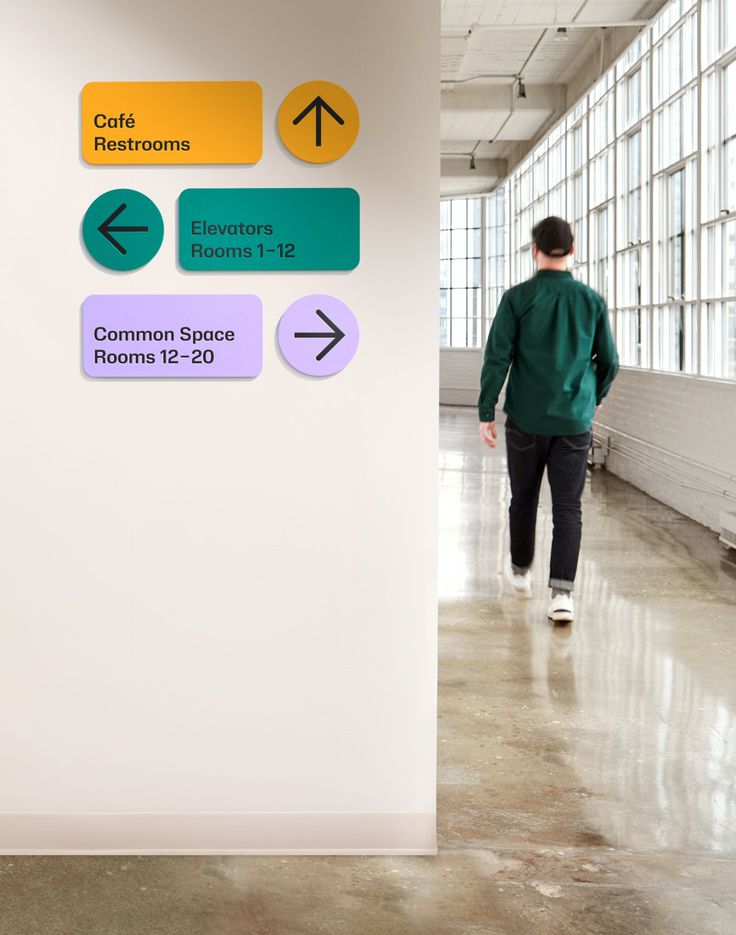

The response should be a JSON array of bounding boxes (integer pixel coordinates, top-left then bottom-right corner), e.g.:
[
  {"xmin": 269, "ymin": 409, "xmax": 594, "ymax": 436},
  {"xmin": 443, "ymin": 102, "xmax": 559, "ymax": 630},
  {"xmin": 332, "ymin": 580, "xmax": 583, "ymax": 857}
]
[
  {"xmin": 555, "ymin": 27, "xmax": 569, "ymax": 41},
  {"xmin": 470, "ymin": 154, "xmax": 476, "ymax": 170},
  {"xmin": 515, "ymin": 77, "xmax": 526, "ymax": 99}
]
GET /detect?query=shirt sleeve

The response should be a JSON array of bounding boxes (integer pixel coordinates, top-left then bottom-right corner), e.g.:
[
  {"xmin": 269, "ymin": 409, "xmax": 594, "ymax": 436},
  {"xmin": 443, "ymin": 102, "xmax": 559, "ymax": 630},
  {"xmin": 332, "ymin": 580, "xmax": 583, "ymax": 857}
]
[
  {"xmin": 478, "ymin": 290, "xmax": 517, "ymax": 423},
  {"xmin": 593, "ymin": 301, "xmax": 619, "ymax": 404}
]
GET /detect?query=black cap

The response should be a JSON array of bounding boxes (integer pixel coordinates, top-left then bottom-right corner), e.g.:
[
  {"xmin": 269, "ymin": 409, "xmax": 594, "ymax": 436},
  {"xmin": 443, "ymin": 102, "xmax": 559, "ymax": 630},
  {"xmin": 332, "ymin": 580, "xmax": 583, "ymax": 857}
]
[{"xmin": 532, "ymin": 216, "xmax": 574, "ymax": 257}]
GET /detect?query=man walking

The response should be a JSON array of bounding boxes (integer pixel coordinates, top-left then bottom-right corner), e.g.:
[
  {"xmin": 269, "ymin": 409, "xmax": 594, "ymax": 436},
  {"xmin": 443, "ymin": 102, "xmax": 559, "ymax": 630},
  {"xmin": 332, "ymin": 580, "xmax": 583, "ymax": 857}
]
[{"xmin": 478, "ymin": 217, "xmax": 618, "ymax": 623}]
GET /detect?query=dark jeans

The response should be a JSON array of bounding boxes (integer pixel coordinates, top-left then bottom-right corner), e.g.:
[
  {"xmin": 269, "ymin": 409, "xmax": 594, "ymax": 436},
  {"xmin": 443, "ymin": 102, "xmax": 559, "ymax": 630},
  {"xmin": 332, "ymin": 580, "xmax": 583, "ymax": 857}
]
[{"xmin": 505, "ymin": 418, "xmax": 592, "ymax": 591}]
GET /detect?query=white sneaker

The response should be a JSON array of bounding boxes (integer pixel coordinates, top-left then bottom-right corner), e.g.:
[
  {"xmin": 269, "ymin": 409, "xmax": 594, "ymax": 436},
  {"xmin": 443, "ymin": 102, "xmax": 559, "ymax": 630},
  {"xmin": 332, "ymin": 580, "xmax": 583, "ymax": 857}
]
[
  {"xmin": 504, "ymin": 558, "xmax": 532, "ymax": 597},
  {"xmin": 547, "ymin": 592, "xmax": 575, "ymax": 623}
]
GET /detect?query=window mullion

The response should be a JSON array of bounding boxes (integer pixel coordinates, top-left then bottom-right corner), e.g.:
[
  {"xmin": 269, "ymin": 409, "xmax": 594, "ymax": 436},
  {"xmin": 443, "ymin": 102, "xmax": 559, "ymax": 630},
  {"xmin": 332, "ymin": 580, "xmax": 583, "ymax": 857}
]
[{"xmin": 480, "ymin": 196, "xmax": 489, "ymax": 347}]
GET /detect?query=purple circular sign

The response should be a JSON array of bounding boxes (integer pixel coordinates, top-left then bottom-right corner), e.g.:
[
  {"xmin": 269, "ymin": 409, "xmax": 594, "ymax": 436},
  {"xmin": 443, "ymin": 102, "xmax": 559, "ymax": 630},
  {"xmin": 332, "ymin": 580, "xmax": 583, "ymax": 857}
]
[{"xmin": 277, "ymin": 294, "xmax": 359, "ymax": 377}]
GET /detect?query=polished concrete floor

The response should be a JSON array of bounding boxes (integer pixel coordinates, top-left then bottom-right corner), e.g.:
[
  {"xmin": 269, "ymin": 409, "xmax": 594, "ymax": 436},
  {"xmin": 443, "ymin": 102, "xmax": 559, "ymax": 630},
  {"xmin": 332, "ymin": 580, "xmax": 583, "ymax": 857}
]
[{"xmin": 2, "ymin": 405, "xmax": 735, "ymax": 934}]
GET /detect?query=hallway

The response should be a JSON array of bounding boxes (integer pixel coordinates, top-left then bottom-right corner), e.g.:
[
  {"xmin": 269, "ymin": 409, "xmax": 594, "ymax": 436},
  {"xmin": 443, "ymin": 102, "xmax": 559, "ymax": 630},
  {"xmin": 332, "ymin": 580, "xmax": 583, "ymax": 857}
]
[
  {"xmin": 1, "ymin": 406, "xmax": 735, "ymax": 934},
  {"xmin": 437, "ymin": 405, "xmax": 736, "ymax": 932}
]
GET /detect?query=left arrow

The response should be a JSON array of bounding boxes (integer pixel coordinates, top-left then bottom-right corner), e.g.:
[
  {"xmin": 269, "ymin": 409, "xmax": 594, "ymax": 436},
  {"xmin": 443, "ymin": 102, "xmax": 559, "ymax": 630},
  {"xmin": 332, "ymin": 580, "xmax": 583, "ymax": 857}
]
[
  {"xmin": 83, "ymin": 189, "xmax": 164, "ymax": 271},
  {"xmin": 97, "ymin": 202, "xmax": 149, "ymax": 255}
]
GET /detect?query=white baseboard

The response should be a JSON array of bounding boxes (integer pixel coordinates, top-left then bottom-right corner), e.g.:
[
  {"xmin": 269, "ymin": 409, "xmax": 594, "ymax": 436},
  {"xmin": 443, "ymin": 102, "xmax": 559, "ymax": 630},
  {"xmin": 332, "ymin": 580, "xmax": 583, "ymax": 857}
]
[{"xmin": 0, "ymin": 811, "xmax": 437, "ymax": 855}]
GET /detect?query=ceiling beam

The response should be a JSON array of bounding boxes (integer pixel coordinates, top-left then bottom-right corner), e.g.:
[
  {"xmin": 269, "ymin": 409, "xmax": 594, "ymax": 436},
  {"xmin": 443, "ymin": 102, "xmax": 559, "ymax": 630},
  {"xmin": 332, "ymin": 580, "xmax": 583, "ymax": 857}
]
[
  {"xmin": 442, "ymin": 20, "xmax": 648, "ymax": 35},
  {"xmin": 442, "ymin": 85, "xmax": 564, "ymax": 112}
]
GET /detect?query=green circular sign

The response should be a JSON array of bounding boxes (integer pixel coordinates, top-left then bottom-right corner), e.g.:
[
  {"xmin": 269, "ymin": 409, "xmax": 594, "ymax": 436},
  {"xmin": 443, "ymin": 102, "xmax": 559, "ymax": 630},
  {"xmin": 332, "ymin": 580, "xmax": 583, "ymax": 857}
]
[{"xmin": 82, "ymin": 188, "xmax": 164, "ymax": 271}]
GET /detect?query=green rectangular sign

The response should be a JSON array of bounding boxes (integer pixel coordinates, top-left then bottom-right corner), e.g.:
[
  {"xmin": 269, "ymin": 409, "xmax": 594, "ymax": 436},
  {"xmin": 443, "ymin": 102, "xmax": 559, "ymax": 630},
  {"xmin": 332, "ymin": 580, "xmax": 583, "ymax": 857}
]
[{"xmin": 178, "ymin": 187, "xmax": 359, "ymax": 271}]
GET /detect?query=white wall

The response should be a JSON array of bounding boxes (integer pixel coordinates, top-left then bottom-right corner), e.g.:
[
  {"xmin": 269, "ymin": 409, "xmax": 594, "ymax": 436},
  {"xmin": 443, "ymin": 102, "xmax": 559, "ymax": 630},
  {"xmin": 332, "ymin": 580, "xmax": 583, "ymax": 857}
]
[
  {"xmin": 594, "ymin": 369, "xmax": 736, "ymax": 533},
  {"xmin": 0, "ymin": 0, "xmax": 439, "ymax": 854}
]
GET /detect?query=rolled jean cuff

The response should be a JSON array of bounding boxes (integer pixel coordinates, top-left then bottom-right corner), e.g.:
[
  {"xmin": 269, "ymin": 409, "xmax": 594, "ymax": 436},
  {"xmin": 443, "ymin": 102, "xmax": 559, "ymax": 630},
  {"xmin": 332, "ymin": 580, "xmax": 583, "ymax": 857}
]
[{"xmin": 549, "ymin": 577, "xmax": 575, "ymax": 592}]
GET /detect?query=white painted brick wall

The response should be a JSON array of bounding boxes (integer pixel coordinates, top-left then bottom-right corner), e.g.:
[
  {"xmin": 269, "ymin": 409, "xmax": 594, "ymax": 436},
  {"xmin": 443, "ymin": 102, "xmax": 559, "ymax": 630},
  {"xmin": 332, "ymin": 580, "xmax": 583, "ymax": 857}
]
[
  {"xmin": 439, "ymin": 348, "xmax": 508, "ymax": 411},
  {"xmin": 440, "ymin": 349, "xmax": 736, "ymax": 533},
  {"xmin": 439, "ymin": 349, "xmax": 482, "ymax": 406},
  {"xmin": 595, "ymin": 369, "xmax": 736, "ymax": 532}
]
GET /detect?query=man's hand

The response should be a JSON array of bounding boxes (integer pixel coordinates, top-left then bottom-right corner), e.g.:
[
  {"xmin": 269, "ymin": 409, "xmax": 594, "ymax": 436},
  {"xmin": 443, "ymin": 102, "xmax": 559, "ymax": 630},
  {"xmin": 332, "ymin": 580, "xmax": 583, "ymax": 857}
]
[{"xmin": 479, "ymin": 421, "xmax": 497, "ymax": 448}]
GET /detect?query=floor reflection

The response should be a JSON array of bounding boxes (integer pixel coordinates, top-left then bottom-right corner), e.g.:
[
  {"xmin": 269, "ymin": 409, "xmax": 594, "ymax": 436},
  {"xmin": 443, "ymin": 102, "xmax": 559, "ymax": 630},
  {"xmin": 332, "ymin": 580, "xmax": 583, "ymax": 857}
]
[{"xmin": 439, "ymin": 406, "xmax": 736, "ymax": 856}]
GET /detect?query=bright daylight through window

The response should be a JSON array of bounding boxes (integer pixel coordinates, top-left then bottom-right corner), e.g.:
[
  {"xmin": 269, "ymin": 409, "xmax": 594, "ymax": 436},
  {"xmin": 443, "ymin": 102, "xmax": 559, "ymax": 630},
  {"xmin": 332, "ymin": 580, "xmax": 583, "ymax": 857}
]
[{"xmin": 440, "ymin": 0, "xmax": 736, "ymax": 381}]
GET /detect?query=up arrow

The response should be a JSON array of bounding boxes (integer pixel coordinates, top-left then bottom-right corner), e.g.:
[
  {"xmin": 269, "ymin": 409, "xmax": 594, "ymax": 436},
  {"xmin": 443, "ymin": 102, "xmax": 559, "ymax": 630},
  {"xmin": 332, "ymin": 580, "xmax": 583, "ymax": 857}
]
[
  {"xmin": 97, "ymin": 202, "xmax": 149, "ymax": 255},
  {"xmin": 292, "ymin": 95, "xmax": 345, "ymax": 147},
  {"xmin": 294, "ymin": 309, "xmax": 346, "ymax": 361}
]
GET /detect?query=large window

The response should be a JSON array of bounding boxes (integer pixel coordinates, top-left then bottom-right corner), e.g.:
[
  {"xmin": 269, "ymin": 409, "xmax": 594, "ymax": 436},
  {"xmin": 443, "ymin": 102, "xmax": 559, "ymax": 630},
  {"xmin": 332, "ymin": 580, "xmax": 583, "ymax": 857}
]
[
  {"xmin": 440, "ymin": 198, "xmax": 482, "ymax": 348},
  {"xmin": 439, "ymin": 192, "xmax": 507, "ymax": 349},
  {"xmin": 470, "ymin": 0, "xmax": 736, "ymax": 382},
  {"xmin": 487, "ymin": 187, "xmax": 507, "ymax": 324},
  {"xmin": 566, "ymin": 113, "xmax": 588, "ymax": 275},
  {"xmin": 438, "ymin": 0, "xmax": 736, "ymax": 377}
]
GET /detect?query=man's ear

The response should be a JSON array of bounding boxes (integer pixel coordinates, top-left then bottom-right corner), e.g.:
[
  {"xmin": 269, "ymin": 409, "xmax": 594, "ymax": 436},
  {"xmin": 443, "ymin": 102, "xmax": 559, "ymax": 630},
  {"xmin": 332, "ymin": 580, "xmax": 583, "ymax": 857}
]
[
  {"xmin": 532, "ymin": 243, "xmax": 539, "ymax": 258},
  {"xmin": 569, "ymin": 244, "xmax": 575, "ymax": 258}
]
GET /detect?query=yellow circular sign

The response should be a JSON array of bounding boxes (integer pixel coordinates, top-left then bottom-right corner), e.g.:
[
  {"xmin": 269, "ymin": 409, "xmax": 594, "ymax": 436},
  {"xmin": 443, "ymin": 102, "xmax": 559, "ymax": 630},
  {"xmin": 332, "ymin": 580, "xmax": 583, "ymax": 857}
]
[{"xmin": 278, "ymin": 81, "xmax": 359, "ymax": 164}]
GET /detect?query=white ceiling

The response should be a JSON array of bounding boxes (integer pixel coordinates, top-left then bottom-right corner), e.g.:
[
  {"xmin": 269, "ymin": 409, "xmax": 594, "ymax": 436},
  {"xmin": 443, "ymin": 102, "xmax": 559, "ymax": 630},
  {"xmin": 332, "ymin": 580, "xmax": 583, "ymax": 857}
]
[{"xmin": 440, "ymin": 0, "xmax": 667, "ymax": 195}]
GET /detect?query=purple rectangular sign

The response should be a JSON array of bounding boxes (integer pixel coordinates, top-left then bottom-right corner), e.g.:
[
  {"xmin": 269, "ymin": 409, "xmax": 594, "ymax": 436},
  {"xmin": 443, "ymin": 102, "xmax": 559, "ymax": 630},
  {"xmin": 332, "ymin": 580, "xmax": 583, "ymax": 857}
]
[{"xmin": 82, "ymin": 295, "xmax": 262, "ymax": 378}]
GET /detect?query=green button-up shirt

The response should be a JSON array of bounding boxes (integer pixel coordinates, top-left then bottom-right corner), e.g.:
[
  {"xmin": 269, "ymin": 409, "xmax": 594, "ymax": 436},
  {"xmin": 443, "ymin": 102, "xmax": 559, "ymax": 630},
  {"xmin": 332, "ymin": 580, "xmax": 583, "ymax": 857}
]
[{"xmin": 478, "ymin": 269, "xmax": 619, "ymax": 435}]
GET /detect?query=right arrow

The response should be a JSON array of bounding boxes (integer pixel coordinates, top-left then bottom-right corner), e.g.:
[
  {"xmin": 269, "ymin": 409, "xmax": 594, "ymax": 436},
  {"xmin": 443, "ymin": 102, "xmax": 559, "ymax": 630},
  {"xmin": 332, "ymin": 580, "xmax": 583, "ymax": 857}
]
[
  {"xmin": 294, "ymin": 308, "xmax": 346, "ymax": 361},
  {"xmin": 97, "ymin": 202, "xmax": 149, "ymax": 255},
  {"xmin": 292, "ymin": 95, "xmax": 345, "ymax": 147}
]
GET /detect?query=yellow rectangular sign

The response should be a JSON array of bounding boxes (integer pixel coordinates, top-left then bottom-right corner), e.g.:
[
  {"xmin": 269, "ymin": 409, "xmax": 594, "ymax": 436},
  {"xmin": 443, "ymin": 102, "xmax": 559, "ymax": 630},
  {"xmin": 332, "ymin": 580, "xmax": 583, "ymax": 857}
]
[{"xmin": 81, "ymin": 81, "xmax": 262, "ymax": 165}]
